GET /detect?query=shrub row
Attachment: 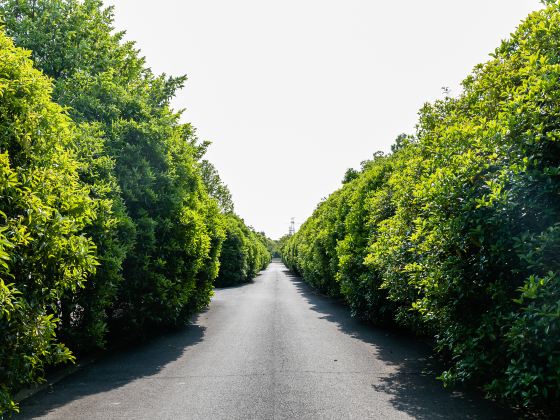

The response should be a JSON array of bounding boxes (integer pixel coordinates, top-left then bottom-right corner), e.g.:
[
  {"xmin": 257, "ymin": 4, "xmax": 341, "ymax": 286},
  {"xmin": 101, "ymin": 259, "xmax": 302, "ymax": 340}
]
[
  {"xmin": 214, "ymin": 214, "xmax": 271, "ymax": 287},
  {"xmin": 0, "ymin": 0, "xmax": 270, "ymax": 414},
  {"xmin": 282, "ymin": 2, "xmax": 560, "ymax": 412}
]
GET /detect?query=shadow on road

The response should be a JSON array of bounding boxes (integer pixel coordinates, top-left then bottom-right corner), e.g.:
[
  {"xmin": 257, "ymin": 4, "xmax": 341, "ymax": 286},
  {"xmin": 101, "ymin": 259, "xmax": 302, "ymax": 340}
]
[
  {"xmin": 214, "ymin": 280, "xmax": 255, "ymax": 289},
  {"xmin": 282, "ymin": 269, "xmax": 509, "ymax": 420},
  {"xmin": 16, "ymin": 321, "xmax": 206, "ymax": 419}
]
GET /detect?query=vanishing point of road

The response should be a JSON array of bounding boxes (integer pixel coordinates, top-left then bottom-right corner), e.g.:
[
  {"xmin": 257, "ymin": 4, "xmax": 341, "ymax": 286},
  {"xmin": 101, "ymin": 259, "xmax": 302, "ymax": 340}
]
[{"xmin": 18, "ymin": 260, "xmax": 508, "ymax": 419}]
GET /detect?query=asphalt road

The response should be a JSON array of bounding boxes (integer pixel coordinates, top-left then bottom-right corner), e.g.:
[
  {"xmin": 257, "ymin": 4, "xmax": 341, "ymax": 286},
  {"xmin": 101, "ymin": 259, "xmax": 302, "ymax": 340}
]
[{"xmin": 18, "ymin": 260, "xmax": 508, "ymax": 419}]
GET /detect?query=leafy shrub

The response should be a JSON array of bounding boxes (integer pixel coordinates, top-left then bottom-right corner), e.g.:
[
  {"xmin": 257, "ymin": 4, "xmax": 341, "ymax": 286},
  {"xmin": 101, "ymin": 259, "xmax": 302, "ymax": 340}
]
[
  {"xmin": 283, "ymin": 187, "xmax": 353, "ymax": 297},
  {"xmin": 0, "ymin": 31, "xmax": 97, "ymax": 414},
  {"xmin": 215, "ymin": 214, "xmax": 271, "ymax": 287}
]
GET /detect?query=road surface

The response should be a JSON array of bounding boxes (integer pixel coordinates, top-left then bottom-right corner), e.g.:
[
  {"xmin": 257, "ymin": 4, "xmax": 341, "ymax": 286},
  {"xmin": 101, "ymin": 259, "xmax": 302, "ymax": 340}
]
[{"xmin": 18, "ymin": 260, "xmax": 508, "ymax": 419}]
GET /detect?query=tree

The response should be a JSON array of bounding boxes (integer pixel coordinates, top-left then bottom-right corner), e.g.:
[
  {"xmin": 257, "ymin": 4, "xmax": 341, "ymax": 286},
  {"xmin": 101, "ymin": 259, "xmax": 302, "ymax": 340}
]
[{"xmin": 199, "ymin": 159, "xmax": 235, "ymax": 214}]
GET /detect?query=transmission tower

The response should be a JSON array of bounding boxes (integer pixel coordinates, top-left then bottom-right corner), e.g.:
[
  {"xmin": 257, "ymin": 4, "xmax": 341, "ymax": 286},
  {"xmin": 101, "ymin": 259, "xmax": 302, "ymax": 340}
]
[{"xmin": 289, "ymin": 217, "xmax": 295, "ymax": 236}]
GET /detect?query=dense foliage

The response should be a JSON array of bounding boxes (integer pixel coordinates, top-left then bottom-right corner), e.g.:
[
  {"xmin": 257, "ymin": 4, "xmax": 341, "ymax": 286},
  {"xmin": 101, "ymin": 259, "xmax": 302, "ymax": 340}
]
[
  {"xmin": 199, "ymin": 161, "xmax": 271, "ymax": 287},
  {"xmin": 214, "ymin": 214, "xmax": 271, "ymax": 287},
  {"xmin": 0, "ymin": 30, "xmax": 97, "ymax": 414},
  {"xmin": 0, "ymin": 0, "xmax": 227, "ymax": 339},
  {"xmin": 283, "ymin": 2, "xmax": 560, "ymax": 412},
  {"xmin": 0, "ymin": 0, "xmax": 270, "ymax": 414}
]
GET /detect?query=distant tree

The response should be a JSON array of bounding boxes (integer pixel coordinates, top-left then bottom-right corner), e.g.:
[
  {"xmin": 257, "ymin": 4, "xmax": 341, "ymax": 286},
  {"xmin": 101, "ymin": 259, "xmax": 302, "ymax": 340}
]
[{"xmin": 200, "ymin": 159, "xmax": 235, "ymax": 213}]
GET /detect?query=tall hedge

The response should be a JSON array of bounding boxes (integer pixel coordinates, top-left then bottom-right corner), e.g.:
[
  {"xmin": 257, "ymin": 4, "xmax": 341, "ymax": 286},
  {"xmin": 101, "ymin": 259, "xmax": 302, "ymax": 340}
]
[
  {"xmin": 283, "ymin": 2, "xmax": 560, "ymax": 412},
  {"xmin": 0, "ymin": 0, "xmax": 231, "ymax": 414},
  {"xmin": 0, "ymin": 1, "xmax": 275, "ymax": 413},
  {"xmin": 0, "ymin": 0, "xmax": 225, "ymax": 338},
  {"xmin": 215, "ymin": 214, "xmax": 271, "ymax": 287},
  {"xmin": 0, "ymin": 30, "xmax": 98, "ymax": 414},
  {"xmin": 198, "ymin": 160, "xmax": 272, "ymax": 286}
]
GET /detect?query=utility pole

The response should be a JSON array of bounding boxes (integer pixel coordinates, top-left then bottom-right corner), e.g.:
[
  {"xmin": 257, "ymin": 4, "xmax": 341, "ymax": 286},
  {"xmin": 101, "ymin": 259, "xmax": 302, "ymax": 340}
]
[{"xmin": 289, "ymin": 217, "xmax": 295, "ymax": 236}]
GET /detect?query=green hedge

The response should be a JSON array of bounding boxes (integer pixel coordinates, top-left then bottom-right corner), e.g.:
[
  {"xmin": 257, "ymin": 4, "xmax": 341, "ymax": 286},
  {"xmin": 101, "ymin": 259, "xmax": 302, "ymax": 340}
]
[
  {"xmin": 283, "ymin": 2, "xmax": 560, "ymax": 412},
  {"xmin": 215, "ymin": 214, "xmax": 271, "ymax": 287},
  {"xmin": 0, "ymin": 30, "xmax": 98, "ymax": 414},
  {"xmin": 1, "ymin": 0, "xmax": 227, "ymax": 338},
  {"xmin": 0, "ymin": 2, "xmax": 274, "ymax": 414},
  {"xmin": 0, "ymin": 0, "xmax": 232, "ymax": 414}
]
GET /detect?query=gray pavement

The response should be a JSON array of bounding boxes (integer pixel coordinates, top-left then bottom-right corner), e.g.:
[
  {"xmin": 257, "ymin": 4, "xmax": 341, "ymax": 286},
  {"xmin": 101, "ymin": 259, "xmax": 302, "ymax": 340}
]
[{"xmin": 18, "ymin": 260, "xmax": 509, "ymax": 419}]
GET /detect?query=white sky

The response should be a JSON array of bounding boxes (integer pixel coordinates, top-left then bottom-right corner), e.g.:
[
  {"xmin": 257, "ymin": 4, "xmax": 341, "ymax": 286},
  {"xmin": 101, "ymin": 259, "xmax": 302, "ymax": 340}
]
[{"xmin": 104, "ymin": 0, "xmax": 542, "ymax": 239}]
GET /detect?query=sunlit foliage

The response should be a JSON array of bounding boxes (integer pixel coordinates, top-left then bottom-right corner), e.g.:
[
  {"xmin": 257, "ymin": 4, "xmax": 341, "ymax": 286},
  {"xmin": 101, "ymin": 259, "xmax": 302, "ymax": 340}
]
[{"xmin": 0, "ymin": 31, "xmax": 97, "ymax": 414}]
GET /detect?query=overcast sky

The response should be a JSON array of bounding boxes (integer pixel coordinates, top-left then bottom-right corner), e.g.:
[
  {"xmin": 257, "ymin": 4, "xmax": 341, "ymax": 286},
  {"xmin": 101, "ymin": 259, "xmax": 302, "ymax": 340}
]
[{"xmin": 105, "ymin": 0, "xmax": 541, "ymax": 239}]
